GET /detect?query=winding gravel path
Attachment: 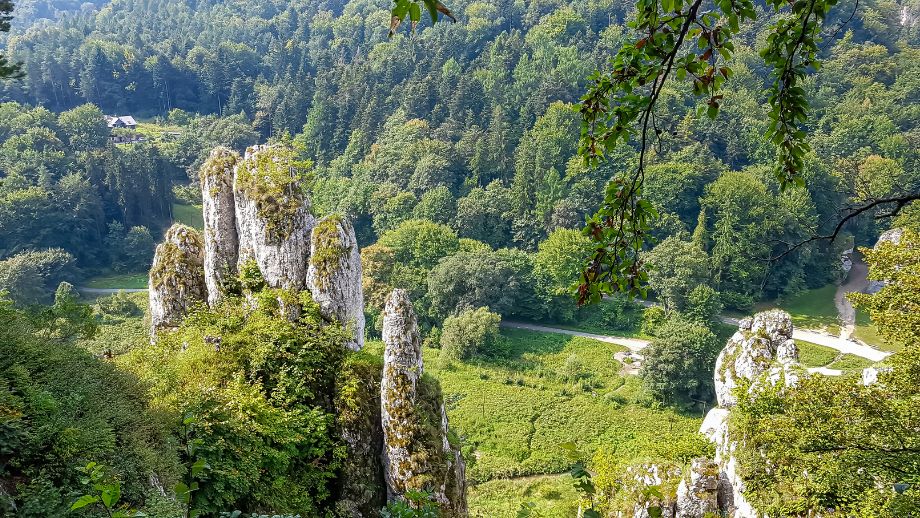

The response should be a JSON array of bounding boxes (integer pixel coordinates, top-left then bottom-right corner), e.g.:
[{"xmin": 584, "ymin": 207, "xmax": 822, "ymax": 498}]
[
  {"xmin": 78, "ymin": 287, "xmax": 148, "ymax": 294},
  {"xmin": 835, "ymin": 253, "xmax": 868, "ymax": 340},
  {"xmin": 504, "ymin": 317, "xmax": 891, "ymax": 364},
  {"xmin": 501, "ymin": 321, "xmax": 650, "ymax": 352}
]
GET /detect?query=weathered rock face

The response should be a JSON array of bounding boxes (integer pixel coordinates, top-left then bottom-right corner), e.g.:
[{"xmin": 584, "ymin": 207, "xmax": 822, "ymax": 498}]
[
  {"xmin": 621, "ymin": 463, "xmax": 682, "ymax": 518},
  {"xmin": 306, "ymin": 215, "xmax": 365, "ymax": 350},
  {"xmin": 380, "ymin": 289, "xmax": 466, "ymax": 515},
  {"xmin": 714, "ymin": 309, "xmax": 800, "ymax": 408},
  {"xmin": 438, "ymin": 402, "xmax": 467, "ymax": 515},
  {"xmin": 200, "ymin": 146, "xmax": 240, "ymax": 306},
  {"xmin": 675, "ymin": 458, "xmax": 721, "ymax": 518},
  {"xmin": 380, "ymin": 289, "xmax": 425, "ymax": 499},
  {"xmin": 700, "ymin": 309, "xmax": 805, "ymax": 518},
  {"xmin": 148, "ymin": 224, "xmax": 207, "ymax": 335},
  {"xmin": 334, "ymin": 355, "xmax": 387, "ymax": 517},
  {"xmin": 234, "ymin": 144, "xmax": 314, "ymax": 290}
]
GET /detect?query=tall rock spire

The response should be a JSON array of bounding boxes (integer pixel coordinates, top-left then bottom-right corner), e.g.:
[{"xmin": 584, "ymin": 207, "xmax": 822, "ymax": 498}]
[
  {"xmin": 200, "ymin": 146, "xmax": 240, "ymax": 306},
  {"xmin": 306, "ymin": 215, "xmax": 365, "ymax": 350},
  {"xmin": 380, "ymin": 288, "xmax": 424, "ymax": 500},
  {"xmin": 148, "ymin": 224, "xmax": 207, "ymax": 336},
  {"xmin": 380, "ymin": 289, "xmax": 466, "ymax": 515},
  {"xmin": 233, "ymin": 144, "xmax": 314, "ymax": 290}
]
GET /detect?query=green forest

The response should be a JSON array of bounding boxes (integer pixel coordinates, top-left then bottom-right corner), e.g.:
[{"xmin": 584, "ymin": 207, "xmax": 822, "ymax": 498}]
[{"xmin": 0, "ymin": 0, "xmax": 918, "ymax": 514}]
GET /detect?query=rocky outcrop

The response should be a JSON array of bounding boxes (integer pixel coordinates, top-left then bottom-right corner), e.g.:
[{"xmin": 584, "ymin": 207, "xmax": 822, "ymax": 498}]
[
  {"xmin": 714, "ymin": 309, "xmax": 800, "ymax": 408},
  {"xmin": 675, "ymin": 458, "xmax": 722, "ymax": 518},
  {"xmin": 334, "ymin": 354, "xmax": 387, "ymax": 517},
  {"xmin": 306, "ymin": 215, "xmax": 365, "ymax": 350},
  {"xmin": 380, "ymin": 289, "xmax": 466, "ymax": 515},
  {"xmin": 439, "ymin": 402, "xmax": 467, "ymax": 515},
  {"xmin": 619, "ymin": 462, "xmax": 682, "ymax": 518},
  {"xmin": 234, "ymin": 144, "xmax": 314, "ymax": 290},
  {"xmin": 700, "ymin": 310, "xmax": 804, "ymax": 518},
  {"xmin": 380, "ymin": 289, "xmax": 425, "ymax": 499},
  {"xmin": 148, "ymin": 224, "xmax": 207, "ymax": 335},
  {"xmin": 200, "ymin": 146, "xmax": 240, "ymax": 306}
]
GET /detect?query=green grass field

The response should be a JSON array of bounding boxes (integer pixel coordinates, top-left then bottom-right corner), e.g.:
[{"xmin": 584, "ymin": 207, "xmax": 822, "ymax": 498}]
[
  {"xmin": 765, "ymin": 285, "xmax": 840, "ymax": 332},
  {"xmin": 83, "ymin": 272, "xmax": 149, "ymax": 289},
  {"xmin": 826, "ymin": 354, "xmax": 874, "ymax": 371},
  {"xmin": 172, "ymin": 202, "xmax": 204, "ymax": 230},
  {"xmin": 796, "ymin": 340, "xmax": 839, "ymax": 368},
  {"xmin": 468, "ymin": 474, "xmax": 580, "ymax": 518}
]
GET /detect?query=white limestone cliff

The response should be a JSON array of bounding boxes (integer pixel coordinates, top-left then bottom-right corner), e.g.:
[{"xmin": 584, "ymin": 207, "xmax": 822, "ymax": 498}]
[
  {"xmin": 148, "ymin": 224, "xmax": 207, "ymax": 335},
  {"xmin": 233, "ymin": 144, "xmax": 314, "ymax": 290},
  {"xmin": 306, "ymin": 215, "xmax": 365, "ymax": 350},
  {"xmin": 200, "ymin": 146, "xmax": 240, "ymax": 306},
  {"xmin": 380, "ymin": 289, "xmax": 425, "ymax": 500}
]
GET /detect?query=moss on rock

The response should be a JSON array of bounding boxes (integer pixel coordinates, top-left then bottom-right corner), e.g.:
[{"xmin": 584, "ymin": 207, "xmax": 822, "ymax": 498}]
[{"xmin": 235, "ymin": 145, "xmax": 311, "ymax": 241}]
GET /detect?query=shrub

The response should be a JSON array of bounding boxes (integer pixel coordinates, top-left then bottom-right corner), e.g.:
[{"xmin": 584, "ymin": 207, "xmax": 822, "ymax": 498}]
[
  {"xmin": 94, "ymin": 291, "xmax": 141, "ymax": 318},
  {"xmin": 640, "ymin": 306, "xmax": 667, "ymax": 336},
  {"xmin": 639, "ymin": 317, "xmax": 721, "ymax": 407},
  {"xmin": 439, "ymin": 307, "xmax": 501, "ymax": 363}
]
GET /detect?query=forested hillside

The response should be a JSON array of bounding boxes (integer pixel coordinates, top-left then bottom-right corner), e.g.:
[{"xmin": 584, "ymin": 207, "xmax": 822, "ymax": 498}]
[
  {"xmin": 1, "ymin": 0, "xmax": 919, "ymax": 514},
  {"xmin": 2, "ymin": 0, "xmax": 919, "ymax": 307}
]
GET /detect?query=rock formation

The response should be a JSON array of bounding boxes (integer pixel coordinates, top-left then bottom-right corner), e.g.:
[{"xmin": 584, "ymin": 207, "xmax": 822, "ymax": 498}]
[
  {"xmin": 700, "ymin": 310, "xmax": 804, "ymax": 517},
  {"xmin": 148, "ymin": 224, "xmax": 207, "ymax": 334},
  {"xmin": 146, "ymin": 144, "xmax": 467, "ymax": 515},
  {"xmin": 714, "ymin": 309, "xmax": 800, "ymax": 408},
  {"xmin": 306, "ymin": 215, "xmax": 365, "ymax": 350},
  {"xmin": 675, "ymin": 458, "xmax": 722, "ymax": 518},
  {"xmin": 380, "ymin": 289, "xmax": 466, "ymax": 515},
  {"xmin": 234, "ymin": 144, "xmax": 314, "ymax": 290},
  {"xmin": 200, "ymin": 146, "xmax": 240, "ymax": 305},
  {"xmin": 334, "ymin": 355, "xmax": 387, "ymax": 517},
  {"xmin": 380, "ymin": 289, "xmax": 425, "ymax": 499}
]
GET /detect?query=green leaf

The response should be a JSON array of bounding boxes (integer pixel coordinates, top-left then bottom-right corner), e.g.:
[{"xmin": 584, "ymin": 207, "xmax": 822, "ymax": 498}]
[
  {"xmin": 408, "ymin": 2, "xmax": 421, "ymax": 23},
  {"xmin": 70, "ymin": 495, "xmax": 99, "ymax": 511},
  {"xmin": 422, "ymin": 0, "xmax": 438, "ymax": 22}
]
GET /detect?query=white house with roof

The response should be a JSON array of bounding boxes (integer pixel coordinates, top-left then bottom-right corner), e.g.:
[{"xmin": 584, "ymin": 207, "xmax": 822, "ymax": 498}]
[{"xmin": 105, "ymin": 115, "xmax": 138, "ymax": 129}]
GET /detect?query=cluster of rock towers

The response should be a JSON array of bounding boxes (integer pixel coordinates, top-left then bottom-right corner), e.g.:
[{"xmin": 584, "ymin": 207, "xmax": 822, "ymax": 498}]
[{"xmin": 147, "ymin": 145, "xmax": 466, "ymax": 516}]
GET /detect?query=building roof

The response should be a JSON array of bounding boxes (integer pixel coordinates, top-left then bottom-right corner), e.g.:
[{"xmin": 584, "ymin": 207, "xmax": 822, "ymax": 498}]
[{"xmin": 106, "ymin": 115, "xmax": 138, "ymax": 128}]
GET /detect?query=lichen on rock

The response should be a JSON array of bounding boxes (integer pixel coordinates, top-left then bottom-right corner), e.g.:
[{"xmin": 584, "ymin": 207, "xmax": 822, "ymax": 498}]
[
  {"xmin": 380, "ymin": 289, "xmax": 466, "ymax": 515},
  {"xmin": 334, "ymin": 351, "xmax": 387, "ymax": 517},
  {"xmin": 148, "ymin": 224, "xmax": 207, "ymax": 336},
  {"xmin": 200, "ymin": 146, "xmax": 240, "ymax": 305},
  {"xmin": 675, "ymin": 458, "xmax": 722, "ymax": 518},
  {"xmin": 714, "ymin": 309, "xmax": 800, "ymax": 408},
  {"xmin": 234, "ymin": 144, "xmax": 314, "ymax": 290},
  {"xmin": 700, "ymin": 309, "xmax": 805, "ymax": 518},
  {"xmin": 306, "ymin": 215, "xmax": 365, "ymax": 350}
]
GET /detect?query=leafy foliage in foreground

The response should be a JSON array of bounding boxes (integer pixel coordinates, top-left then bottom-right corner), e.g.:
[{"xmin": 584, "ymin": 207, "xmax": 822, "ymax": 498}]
[
  {"xmin": 120, "ymin": 292, "xmax": 351, "ymax": 515},
  {"xmin": 0, "ymin": 295, "xmax": 178, "ymax": 516}
]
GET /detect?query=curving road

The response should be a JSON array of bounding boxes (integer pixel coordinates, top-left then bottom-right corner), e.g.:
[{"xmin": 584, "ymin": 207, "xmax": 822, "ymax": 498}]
[
  {"xmin": 503, "ymin": 317, "xmax": 891, "ymax": 364},
  {"xmin": 78, "ymin": 287, "xmax": 148, "ymax": 294},
  {"xmin": 501, "ymin": 321, "xmax": 650, "ymax": 352}
]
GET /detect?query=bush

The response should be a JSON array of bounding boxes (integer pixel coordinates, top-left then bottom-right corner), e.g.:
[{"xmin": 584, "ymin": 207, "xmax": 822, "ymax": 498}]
[
  {"xmin": 94, "ymin": 291, "xmax": 142, "ymax": 318},
  {"xmin": 439, "ymin": 307, "xmax": 501, "ymax": 363},
  {"xmin": 639, "ymin": 317, "xmax": 721, "ymax": 407},
  {"xmin": 562, "ymin": 353, "xmax": 585, "ymax": 381},
  {"xmin": 640, "ymin": 306, "xmax": 667, "ymax": 336}
]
